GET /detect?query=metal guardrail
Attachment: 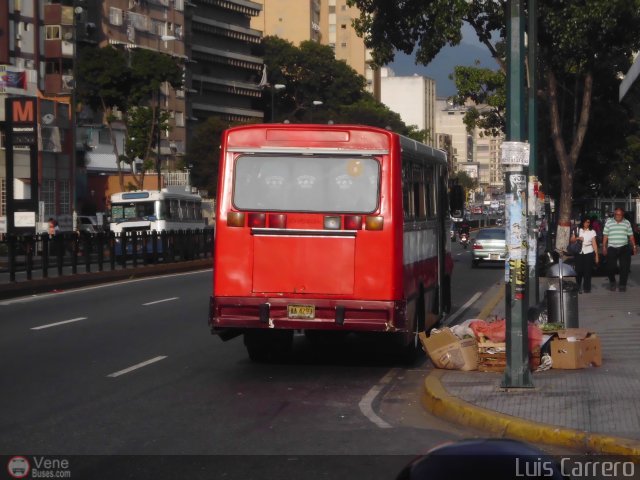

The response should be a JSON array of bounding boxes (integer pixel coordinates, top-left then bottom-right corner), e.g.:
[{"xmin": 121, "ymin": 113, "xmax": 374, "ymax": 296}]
[{"xmin": 1, "ymin": 228, "xmax": 214, "ymax": 283}]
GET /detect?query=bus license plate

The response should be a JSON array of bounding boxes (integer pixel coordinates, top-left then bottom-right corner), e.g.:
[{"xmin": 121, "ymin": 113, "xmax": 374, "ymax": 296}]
[{"xmin": 288, "ymin": 305, "xmax": 315, "ymax": 319}]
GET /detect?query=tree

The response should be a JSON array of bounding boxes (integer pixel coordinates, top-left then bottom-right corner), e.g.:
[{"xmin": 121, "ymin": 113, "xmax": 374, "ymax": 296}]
[
  {"xmin": 450, "ymin": 171, "xmax": 478, "ymax": 192},
  {"xmin": 260, "ymin": 37, "xmax": 416, "ymax": 132},
  {"xmin": 451, "ymin": 65, "xmax": 506, "ymax": 138},
  {"xmin": 185, "ymin": 117, "xmax": 241, "ymax": 198},
  {"xmin": 347, "ymin": 0, "xmax": 640, "ymax": 249},
  {"xmin": 76, "ymin": 46, "xmax": 183, "ymax": 190}
]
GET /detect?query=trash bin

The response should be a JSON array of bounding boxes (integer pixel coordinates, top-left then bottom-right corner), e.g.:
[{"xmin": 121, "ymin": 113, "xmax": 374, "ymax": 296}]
[{"xmin": 546, "ymin": 259, "xmax": 579, "ymax": 328}]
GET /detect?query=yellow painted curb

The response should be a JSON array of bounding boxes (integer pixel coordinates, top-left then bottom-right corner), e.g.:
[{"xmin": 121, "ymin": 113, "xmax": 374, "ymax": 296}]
[{"xmin": 423, "ymin": 369, "xmax": 640, "ymax": 456}]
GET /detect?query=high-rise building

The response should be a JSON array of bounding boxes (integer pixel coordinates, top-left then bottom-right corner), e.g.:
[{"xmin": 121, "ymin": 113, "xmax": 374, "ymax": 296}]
[
  {"xmin": 380, "ymin": 68, "xmax": 436, "ymax": 146},
  {"xmin": 2, "ymin": 0, "xmax": 267, "ymax": 223},
  {"xmin": 251, "ymin": 0, "xmax": 372, "ymax": 89},
  {"xmin": 435, "ymin": 98, "xmax": 503, "ymax": 197},
  {"xmin": 189, "ymin": 0, "xmax": 264, "ymax": 123},
  {"xmin": 1, "ymin": 0, "xmax": 76, "ymax": 231}
]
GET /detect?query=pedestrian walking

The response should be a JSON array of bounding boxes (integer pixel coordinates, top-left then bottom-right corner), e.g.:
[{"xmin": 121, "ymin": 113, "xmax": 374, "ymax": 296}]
[
  {"xmin": 570, "ymin": 216, "xmax": 599, "ymax": 293},
  {"xmin": 602, "ymin": 207, "xmax": 638, "ymax": 292}
]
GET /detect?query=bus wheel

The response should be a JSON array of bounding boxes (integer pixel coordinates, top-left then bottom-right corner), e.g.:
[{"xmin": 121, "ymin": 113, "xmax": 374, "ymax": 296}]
[
  {"xmin": 244, "ymin": 329, "xmax": 293, "ymax": 362},
  {"xmin": 397, "ymin": 293, "xmax": 425, "ymax": 364}
]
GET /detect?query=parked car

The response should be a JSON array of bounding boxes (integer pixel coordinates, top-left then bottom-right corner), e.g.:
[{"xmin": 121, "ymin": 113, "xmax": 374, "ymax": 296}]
[{"xmin": 471, "ymin": 227, "xmax": 506, "ymax": 268}]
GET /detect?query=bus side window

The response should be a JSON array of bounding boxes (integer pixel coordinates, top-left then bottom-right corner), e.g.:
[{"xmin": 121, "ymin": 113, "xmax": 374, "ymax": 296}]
[
  {"xmin": 425, "ymin": 165, "xmax": 435, "ymax": 218},
  {"xmin": 171, "ymin": 199, "xmax": 180, "ymax": 221},
  {"xmin": 402, "ymin": 164, "xmax": 413, "ymax": 220}
]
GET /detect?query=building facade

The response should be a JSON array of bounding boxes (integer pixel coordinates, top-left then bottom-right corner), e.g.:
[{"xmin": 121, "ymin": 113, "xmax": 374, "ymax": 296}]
[
  {"xmin": 1, "ymin": 0, "xmax": 267, "ymax": 228},
  {"xmin": 435, "ymin": 98, "xmax": 503, "ymax": 198},
  {"xmin": 1, "ymin": 0, "xmax": 76, "ymax": 231},
  {"xmin": 380, "ymin": 68, "xmax": 436, "ymax": 146},
  {"xmin": 251, "ymin": 0, "xmax": 373, "ymax": 91},
  {"xmin": 189, "ymin": 0, "xmax": 264, "ymax": 123}
]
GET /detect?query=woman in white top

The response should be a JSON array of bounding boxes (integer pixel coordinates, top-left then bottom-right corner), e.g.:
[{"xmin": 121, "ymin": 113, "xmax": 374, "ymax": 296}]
[{"xmin": 570, "ymin": 215, "xmax": 599, "ymax": 293}]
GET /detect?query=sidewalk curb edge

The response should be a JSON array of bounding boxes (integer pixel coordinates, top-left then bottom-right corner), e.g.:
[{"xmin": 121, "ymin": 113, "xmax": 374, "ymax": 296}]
[{"xmin": 422, "ymin": 369, "xmax": 640, "ymax": 456}]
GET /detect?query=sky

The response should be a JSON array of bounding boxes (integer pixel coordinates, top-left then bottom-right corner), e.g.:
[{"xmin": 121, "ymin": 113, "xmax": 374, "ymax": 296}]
[{"xmin": 388, "ymin": 25, "xmax": 500, "ymax": 98}]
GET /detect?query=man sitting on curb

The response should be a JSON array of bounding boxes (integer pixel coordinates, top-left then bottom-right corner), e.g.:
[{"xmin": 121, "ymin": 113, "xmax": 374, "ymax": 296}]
[{"xmin": 602, "ymin": 207, "xmax": 637, "ymax": 292}]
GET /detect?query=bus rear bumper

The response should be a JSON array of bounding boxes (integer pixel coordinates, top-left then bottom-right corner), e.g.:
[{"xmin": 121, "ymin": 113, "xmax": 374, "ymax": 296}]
[{"xmin": 209, "ymin": 296, "xmax": 407, "ymax": 336}]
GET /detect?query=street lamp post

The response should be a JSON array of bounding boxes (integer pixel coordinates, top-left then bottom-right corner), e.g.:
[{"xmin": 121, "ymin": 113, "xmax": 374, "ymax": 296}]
[
  {"xmin": 311, "ymin": 100, "xmax": 323, "ymax": 123},
  {"xmin": 270, "ymin": 84, "xmax": 285, "ymax": 122}
]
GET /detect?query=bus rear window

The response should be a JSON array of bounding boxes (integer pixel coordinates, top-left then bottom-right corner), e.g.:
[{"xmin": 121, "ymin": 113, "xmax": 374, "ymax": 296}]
[{"xmin": 233, "ymin": 155, "xmax": 380, "ymax": 213}]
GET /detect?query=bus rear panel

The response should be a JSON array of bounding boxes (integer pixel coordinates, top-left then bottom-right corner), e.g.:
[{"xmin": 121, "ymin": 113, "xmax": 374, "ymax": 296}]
[{"xmin": 210, "ymin": 124, "xmax": 452, "ymax": 354}]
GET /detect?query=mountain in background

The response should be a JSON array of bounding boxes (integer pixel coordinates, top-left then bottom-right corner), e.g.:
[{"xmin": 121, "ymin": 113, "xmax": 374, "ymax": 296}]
[{"xmin": 388, "ymin": 41, "xmax": 499, "ymax": 98}]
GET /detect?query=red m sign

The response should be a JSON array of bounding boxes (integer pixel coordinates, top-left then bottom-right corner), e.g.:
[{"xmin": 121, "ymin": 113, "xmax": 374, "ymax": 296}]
[{"xmin": 11, "ymin": 98, "xmax": 35, "ymax": 123}]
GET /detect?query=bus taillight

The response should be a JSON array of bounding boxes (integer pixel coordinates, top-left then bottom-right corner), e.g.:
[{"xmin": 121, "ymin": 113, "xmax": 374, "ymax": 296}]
[
  {"xmin": 227, "ymin": 212, "xmax": 245, "ymax": 227},
  {"xmin": 324, "ymin": 216, "xmax": 341, "ymax": 230},
  {"xmin": 365, "ymin": 216, "xmax": 384, "ymax": 231},
  {"xmin": 248, "ymin": 213, "xmax": 266, "ymax": 228},
  {"xmin": 344, "ymin": 215, "xmax": 363, "ymax": 230},
  {"xmin": 268, "ymin": 213, "xmax": 287, "ymax": 228}
]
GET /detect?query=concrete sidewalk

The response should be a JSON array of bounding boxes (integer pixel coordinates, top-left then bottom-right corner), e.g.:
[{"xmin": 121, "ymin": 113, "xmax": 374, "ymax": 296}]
[{"xmin": 424, "ymin": 254, "xmax": 640, "ymax": 455}]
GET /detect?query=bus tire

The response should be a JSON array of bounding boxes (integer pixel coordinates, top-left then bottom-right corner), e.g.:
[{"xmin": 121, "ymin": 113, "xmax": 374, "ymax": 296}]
[
  {"xmin": 244, "ymin": 329, "xmax": 293, "ymax": 362},
  {"xmin": 397, "ymin": 290, "xmax": 425, "ymax": 364}
]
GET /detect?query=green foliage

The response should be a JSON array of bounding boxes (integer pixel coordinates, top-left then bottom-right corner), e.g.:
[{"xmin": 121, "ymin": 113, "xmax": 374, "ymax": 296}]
[
  {"xmin": 261, "ymin": 37, "xmax": 411, "ymax": 130},
  {"xmin": 75, "ymin": 45, "xmax": 184, "ymax": 189},
  {"xmin": 76, "ymin": 46, "xmax": 131, "ymax": 111},
  {"xmin": 450, "ymin": 171, "xmax": 478, "ymax": 191},
  {"xmin": 185, "ymin": 117, "xmax": 239, "ymax": 198},
  {"xmin": 451, "ymin": 65, "xmax": 506, "ymax": 137},
  {"xmin": 347, "ymin": 0, "xmax": 640, "ymax": 221}
]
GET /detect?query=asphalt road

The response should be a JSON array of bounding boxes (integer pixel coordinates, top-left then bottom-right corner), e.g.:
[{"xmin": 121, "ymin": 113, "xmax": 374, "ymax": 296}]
[{"xmin": 0, "ymin": 247, "xmax": 503, "ymax": 479}]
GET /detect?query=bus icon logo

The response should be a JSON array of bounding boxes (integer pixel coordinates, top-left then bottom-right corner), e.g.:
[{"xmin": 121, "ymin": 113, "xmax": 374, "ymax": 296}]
[{"xmin": 7, "ymin": 456, "xmax": 30, "ymax": 478}]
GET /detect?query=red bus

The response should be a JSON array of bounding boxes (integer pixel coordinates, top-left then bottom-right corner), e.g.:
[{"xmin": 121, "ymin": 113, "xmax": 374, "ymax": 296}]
[{"xmin": 209, "ymin": 124, "xmax": 460, "ymax": 361}]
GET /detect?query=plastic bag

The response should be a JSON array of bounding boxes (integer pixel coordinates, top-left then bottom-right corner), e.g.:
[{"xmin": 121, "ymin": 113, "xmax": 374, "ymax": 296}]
[
  {"xmin": 567, "ymin": 240, "xmax": 582, "ymax": 255},
  {"xmin": 470, "ymin": 318, "xmax": 542, "ymax": 351}
]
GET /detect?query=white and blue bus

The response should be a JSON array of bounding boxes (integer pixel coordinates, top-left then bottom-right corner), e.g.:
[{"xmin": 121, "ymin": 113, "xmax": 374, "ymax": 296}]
[{"xmin": 109, "ymin": 188, "xmax": 206, "ymax": 234}]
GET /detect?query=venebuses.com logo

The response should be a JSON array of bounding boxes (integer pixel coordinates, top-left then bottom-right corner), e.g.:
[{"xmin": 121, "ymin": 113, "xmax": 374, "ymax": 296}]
[
  {"xmin": 7, "ymin": 456, "xmax": 30, "ymax": 479},
  {"xmin": 6, "ymin": 456, "xmax": 72, "ymax": 479}
]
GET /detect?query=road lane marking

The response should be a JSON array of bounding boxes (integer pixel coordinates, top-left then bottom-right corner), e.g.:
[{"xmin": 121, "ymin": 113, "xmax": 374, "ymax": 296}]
[
  {"xmin": 444, "ymin": 291, "xmax": 482, "ymax": 326},
  {"xmin": 142, "ymin": 297, "xmax": 179, "ymax": 306},
  {"xmin": 107, "ymin": 356, "xmax": 167, "ymax": 378},
  {"xmin": 0, "ymin": 270, "xmax": 210, "ymax": 306},
  {"xmin": 31, "ymin": 317, "xmax": 87, "ymax": 330},
  {"xmin": 358, "ymin": 369, "xmax": 396, "ymax": 429}
]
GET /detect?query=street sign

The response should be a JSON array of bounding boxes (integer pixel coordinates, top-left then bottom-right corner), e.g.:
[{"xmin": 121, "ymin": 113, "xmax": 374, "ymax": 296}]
[{"xmin": 501, "ymin": 141, "xmax": 530, "ymax": 166}]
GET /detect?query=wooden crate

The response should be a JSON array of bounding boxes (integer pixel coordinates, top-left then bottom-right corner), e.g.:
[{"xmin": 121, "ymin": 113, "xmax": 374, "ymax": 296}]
[{"xmin": 477, "ymin": 342, "xmax": 540, "ymax": 372}]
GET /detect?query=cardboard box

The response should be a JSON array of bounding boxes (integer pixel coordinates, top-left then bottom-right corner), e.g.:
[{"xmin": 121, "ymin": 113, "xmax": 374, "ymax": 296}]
[
  {"xmin": 419, "ymin": 328, "xmax": 478, "ymax": 371},
  {"xmin": 477, "ymin": 342, "xmax": 541, "ymax": 372},
  {"xmin": 550, "ymin": 328, "xmax": 602, "ymax": 369}
]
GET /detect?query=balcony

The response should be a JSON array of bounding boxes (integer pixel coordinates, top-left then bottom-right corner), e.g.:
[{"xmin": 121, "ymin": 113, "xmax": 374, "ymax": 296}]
[
  {"xmin": 44, "ymin": 4, "xmax": 74, "ymax": 26},
  {"xmin": 44, "ymin": 74, "xmax": 73, "ymax": 95}
]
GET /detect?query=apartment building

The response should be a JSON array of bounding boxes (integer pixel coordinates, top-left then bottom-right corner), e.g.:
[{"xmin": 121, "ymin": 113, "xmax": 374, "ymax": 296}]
[
  {"xmin": 435, "ymin": 98, "xmax": 503, "ymax": 196},
  {"xmin": 1, "ymin": 0, "xmax": 266, "ymax": 227},
  {"xmin": 1, "ymin": 0, "xmax": 76, "ymax": 231},
  {"xmin": 189, "ymin": 0, "xmax": 264, "ymax": 123},
  {"xmin": 380, "ymin": 68, "xmax": 436, "ymax": 146},
  {"xmin": 251, "ymin": 0, "xmax": 373, "ymax": 90}
]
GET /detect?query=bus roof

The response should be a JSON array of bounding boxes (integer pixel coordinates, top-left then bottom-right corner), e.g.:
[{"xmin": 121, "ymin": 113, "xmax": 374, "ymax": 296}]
[{"xmin": 223, "ymin": 123, "xmax": 447, "ymax": 166}]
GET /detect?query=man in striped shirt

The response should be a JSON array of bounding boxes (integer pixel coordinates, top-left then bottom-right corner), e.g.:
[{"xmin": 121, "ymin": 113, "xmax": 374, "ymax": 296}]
[{"xmin": 602, "ymin": 207, "xmax": 637, "ymax": 292}]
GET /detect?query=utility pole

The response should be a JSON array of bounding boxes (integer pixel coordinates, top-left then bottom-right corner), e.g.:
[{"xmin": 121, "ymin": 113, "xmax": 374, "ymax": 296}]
[
  {"xmin": 527, "ymin": 0, "xmax": 539, "ymax": 307},
  {"xmin": 502, "ymin": 0, "xmax": 533, "ymax": 389}
]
